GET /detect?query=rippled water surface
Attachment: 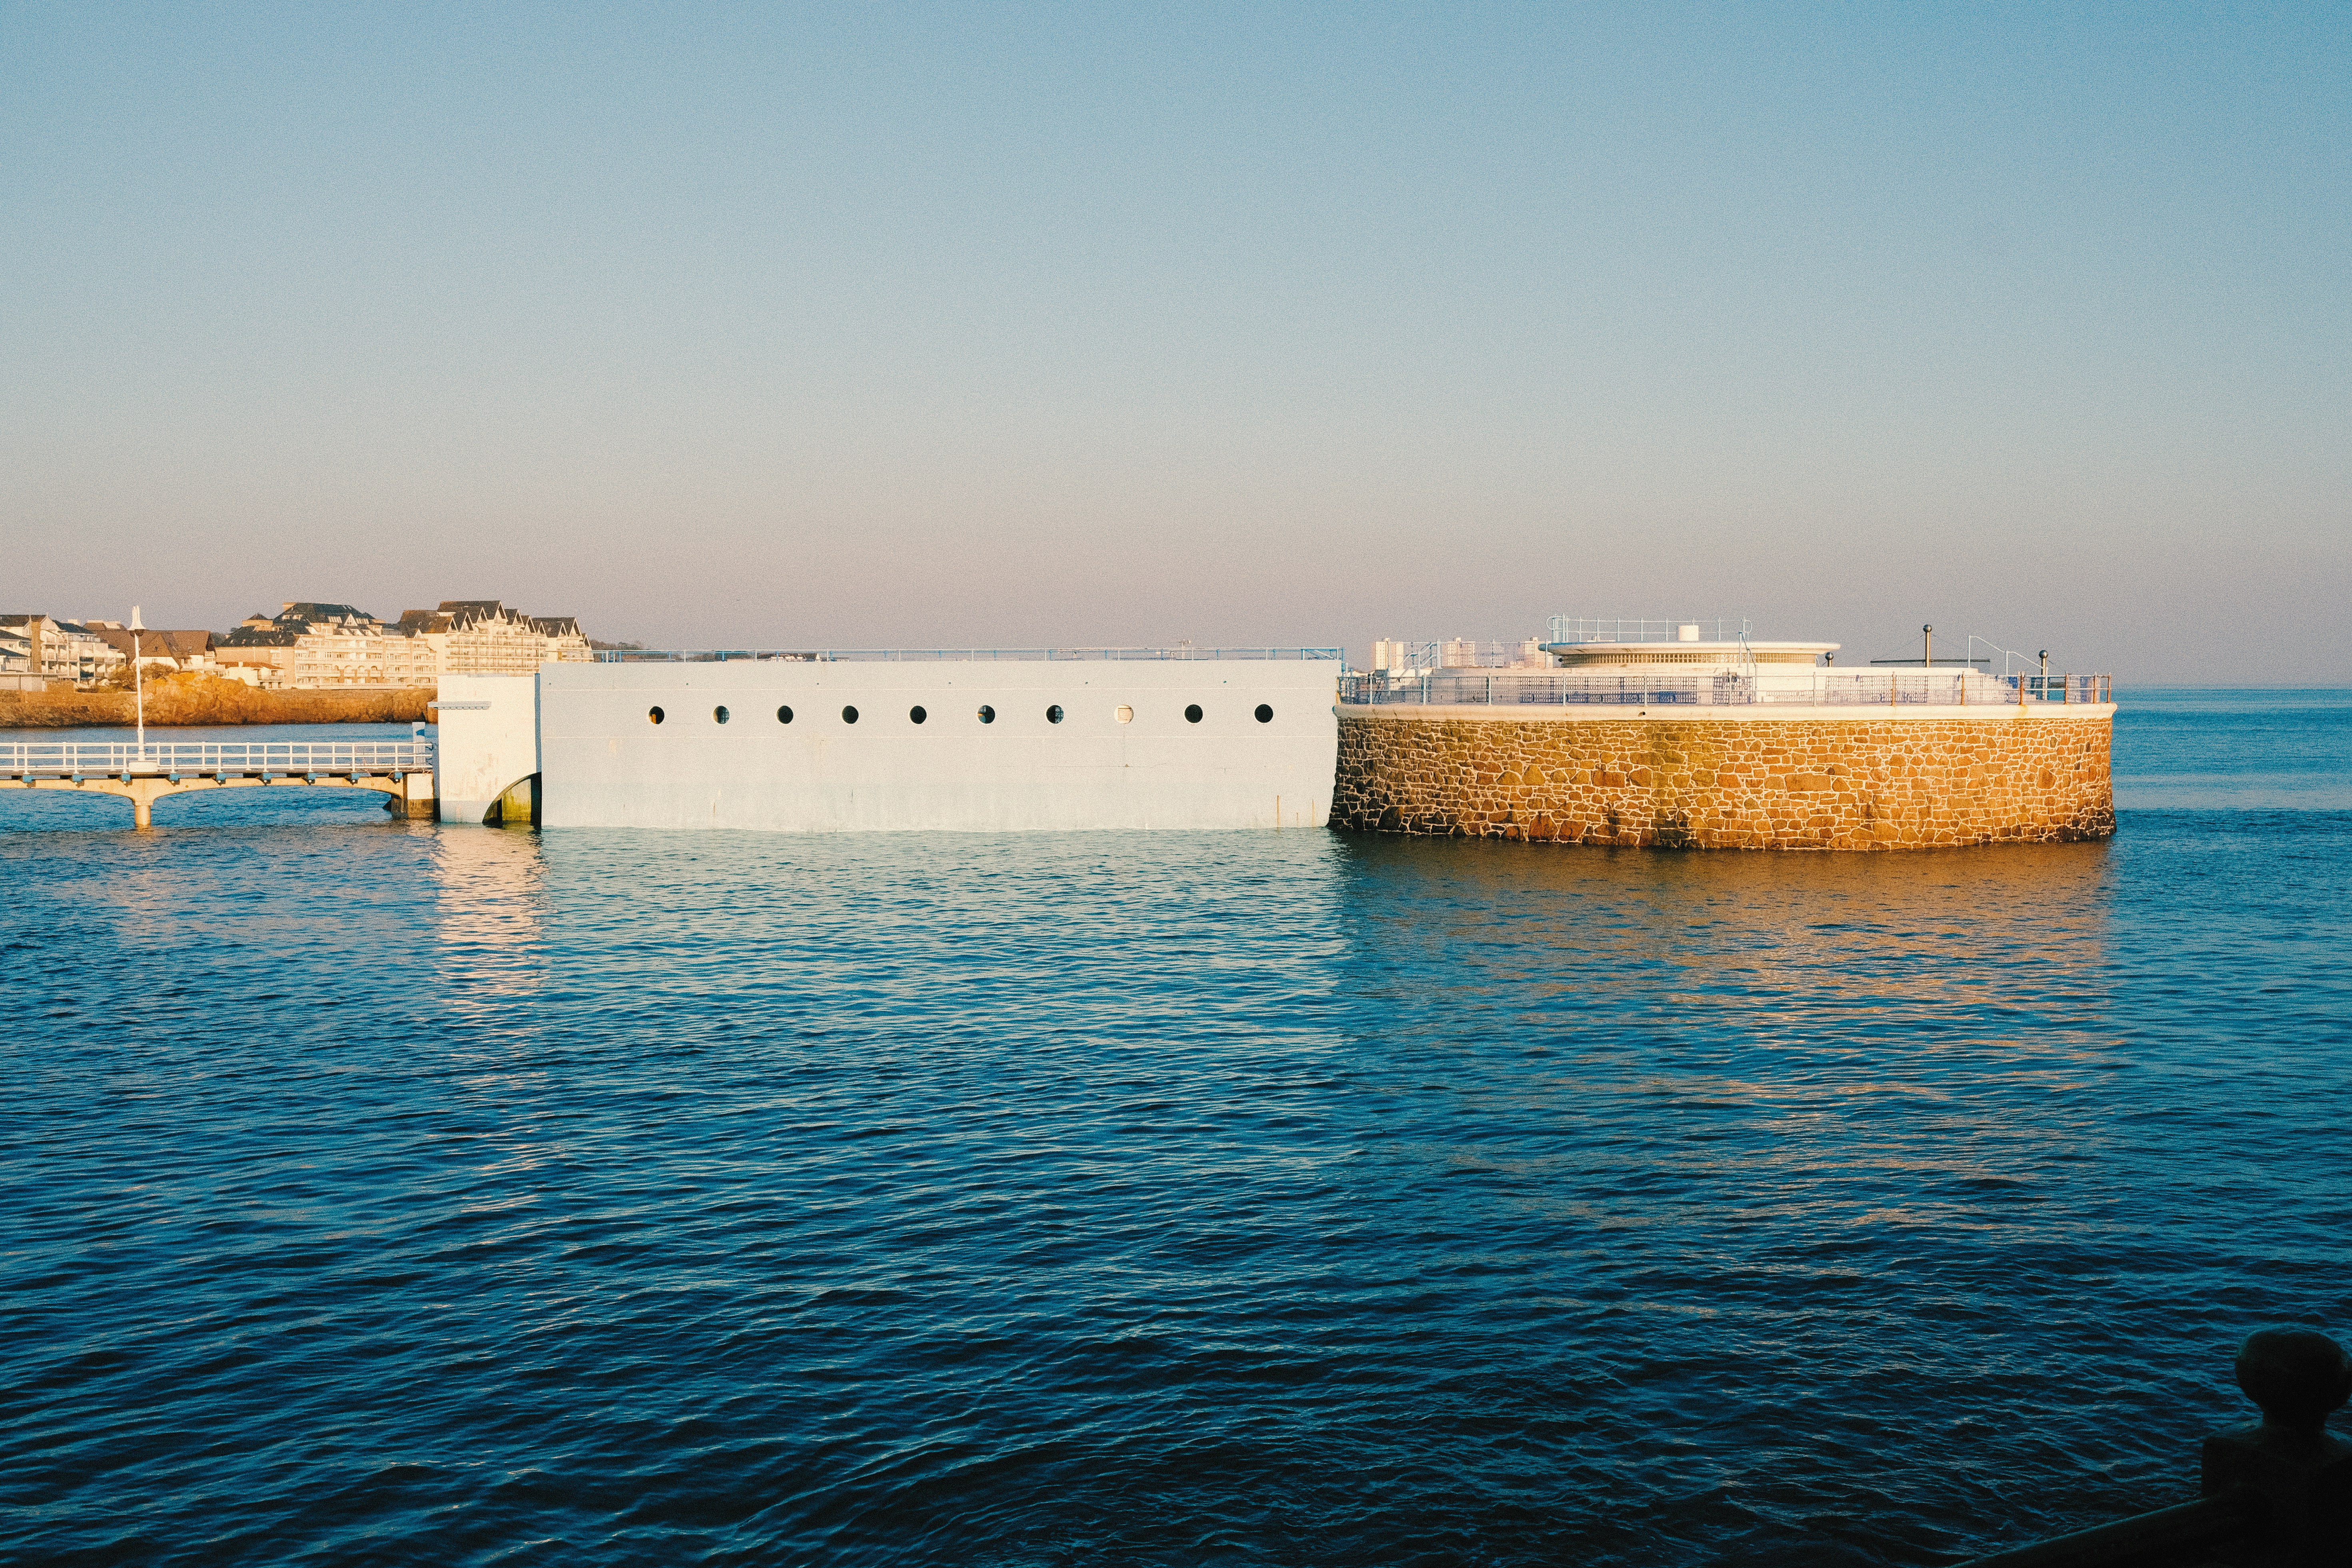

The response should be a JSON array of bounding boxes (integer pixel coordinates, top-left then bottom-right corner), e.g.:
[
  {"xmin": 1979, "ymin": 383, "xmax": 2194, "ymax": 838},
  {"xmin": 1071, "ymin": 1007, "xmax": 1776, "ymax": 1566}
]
[{"xmin": 6, "ymin": 692, "xmax": 2349, "ymax": 1565}]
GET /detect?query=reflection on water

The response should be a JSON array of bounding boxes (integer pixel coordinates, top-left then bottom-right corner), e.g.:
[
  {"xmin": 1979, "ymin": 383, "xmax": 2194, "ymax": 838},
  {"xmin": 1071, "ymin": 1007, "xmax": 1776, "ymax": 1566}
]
[
  {"xmin": 1335, "ymin": 835, "xmax": 2113, "ymax": 1048},
  {"xmin": 433, "ymin": 824, "xmax": 549, "ymax": 1011},
  {"xmin": 1328, "ymin": 835, "xmax": 2142, "ymax": 1266},
  {"xmin": 3, "ymin": 697, "xmax": 2349, "ymax": 1567}
]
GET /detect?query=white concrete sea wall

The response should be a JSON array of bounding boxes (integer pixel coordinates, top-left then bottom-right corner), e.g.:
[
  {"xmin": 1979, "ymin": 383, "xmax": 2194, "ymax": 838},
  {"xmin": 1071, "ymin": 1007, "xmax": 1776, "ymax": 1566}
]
[
  {"xmin": 433, "ymin": 673, "xmax": 540, "ymax": 826},
  {"xmin": 537, "ymin": 661, "xmax": 1340, "ymax": 832}
]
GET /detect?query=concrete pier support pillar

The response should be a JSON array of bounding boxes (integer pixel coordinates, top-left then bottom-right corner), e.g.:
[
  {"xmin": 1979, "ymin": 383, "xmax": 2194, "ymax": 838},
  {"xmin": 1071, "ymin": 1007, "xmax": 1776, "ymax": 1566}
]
[
  {"xmin": 397, "ymin": 770, "xmax": 437, "ymax": 819},
  {"xmin": 125, "ymin": 778, "xmax": 170, "ymax": 830}
]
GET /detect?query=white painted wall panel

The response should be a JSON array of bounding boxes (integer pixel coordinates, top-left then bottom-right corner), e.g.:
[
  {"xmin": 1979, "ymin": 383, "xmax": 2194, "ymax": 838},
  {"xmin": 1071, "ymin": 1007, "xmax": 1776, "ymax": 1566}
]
[
  {"xmin": 537, "ymin": 662, "xmax": 1340, "ymax": 832},
  {"xmin": 433, "ymin": 673, "xmax": 540, "ymax": 826}
]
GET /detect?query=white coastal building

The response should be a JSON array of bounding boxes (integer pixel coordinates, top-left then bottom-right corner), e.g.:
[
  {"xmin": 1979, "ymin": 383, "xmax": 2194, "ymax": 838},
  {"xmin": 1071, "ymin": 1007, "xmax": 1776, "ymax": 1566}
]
[
  {"xmin": 433, "ymin": 649, "xmax": 1344, "ymax": 831},
  {"xmin": 1349, "ymin": 618, "xmax": 2091, "ymax": 711},
  {"xmin": 0, "ymin": 615, "xmax": 129, "ymax": 684},
  {"xmin": 1536, "ymin": 622, "xmax": 1845, "ymax": 701}
]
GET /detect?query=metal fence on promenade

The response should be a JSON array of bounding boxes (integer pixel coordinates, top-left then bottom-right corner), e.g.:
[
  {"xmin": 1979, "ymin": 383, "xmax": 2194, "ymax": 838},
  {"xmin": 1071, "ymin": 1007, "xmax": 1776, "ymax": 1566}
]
[
  {"xmin": 0, "ymin": 737, "xmax": 433, "ymax": 779},
  {"xmin": 595, "ymin": 647, "xmax": 1346, "ymax": 664},
  {"xmin": 1544, "ymin": 616, "xmax": 1754, "ymax": 644},
  {"xmin": 1339, "ymin": 670, "xmax": 2114, "ymax": 709}
]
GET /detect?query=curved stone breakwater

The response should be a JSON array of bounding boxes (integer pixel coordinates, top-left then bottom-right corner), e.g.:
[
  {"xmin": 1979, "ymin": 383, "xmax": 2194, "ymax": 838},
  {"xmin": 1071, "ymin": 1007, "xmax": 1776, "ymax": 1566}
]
[{"xmin": 1329, "ymin": 707, "xmax": 2115, "ymax": 849}]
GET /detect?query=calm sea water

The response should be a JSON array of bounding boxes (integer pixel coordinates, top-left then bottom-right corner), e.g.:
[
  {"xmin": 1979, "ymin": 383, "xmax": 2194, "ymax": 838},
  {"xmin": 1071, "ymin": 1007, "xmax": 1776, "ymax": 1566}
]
[{"xmin": 6, "ymin": 690, "xmax": 2348, "ymax": 1565}]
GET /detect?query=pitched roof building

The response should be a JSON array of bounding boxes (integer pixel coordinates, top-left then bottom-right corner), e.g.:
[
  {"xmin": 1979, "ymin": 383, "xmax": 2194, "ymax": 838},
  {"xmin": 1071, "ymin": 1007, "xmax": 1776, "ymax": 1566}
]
[
  {"xmin": 83, "ymin": 623, "xmax": 217, "ymax": 672},
  {"xmin": 206, "ymin": 598, "xmax": 595, "ymax": 688},
  {"xmin": 216, "ymin": 603, "xmax": 437, "ymax": 689},
  {"xmin": 396, "ymin": 600, "xmax": 592, "ymax": 676}
]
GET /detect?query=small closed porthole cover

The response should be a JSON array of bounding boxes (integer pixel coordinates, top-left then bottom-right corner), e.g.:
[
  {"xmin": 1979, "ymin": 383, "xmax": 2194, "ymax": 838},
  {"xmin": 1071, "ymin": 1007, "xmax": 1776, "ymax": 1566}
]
[
  {"xmin": 842, "ymin": 705, "xmax": 860, "ymax": 724},
  {"xmin": 910, "ymin": 705, "xmax": 928, "ymax": 724},
  {"xmin": 648, "ymin": 706, "xmax": 666, "ymax": 725},
  {"xmin": 978, "ymin": 705, "xmax": 995, "ymax": 724},
  {"xmin": 714, "ymin": 705, "xmax": 730, "ymax": 724},
  {"xmin": 1115, "ymin": 705, "xmax": 1133, "ymax": 724},
  {"xmin": 1046, "ymin": 704, "xmax": 1064, "ymax": 724},
  {"xmin": 1255, "ymin": 704, "xmax": 1274, "ymax": 723},
  {"xmin": 1184, "ymin": 704, "xmax": 1203, "ymax": 724},
  {"xmin": 777, "ymin": 705, "xmax": 794, "ymax": 724}
]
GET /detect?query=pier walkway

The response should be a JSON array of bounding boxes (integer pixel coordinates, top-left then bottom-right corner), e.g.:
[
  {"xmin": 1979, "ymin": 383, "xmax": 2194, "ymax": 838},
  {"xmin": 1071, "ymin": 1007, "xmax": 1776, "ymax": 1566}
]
[{"xmin": 1, "ymin": 737, "xmax": 436, "ymax": 827}]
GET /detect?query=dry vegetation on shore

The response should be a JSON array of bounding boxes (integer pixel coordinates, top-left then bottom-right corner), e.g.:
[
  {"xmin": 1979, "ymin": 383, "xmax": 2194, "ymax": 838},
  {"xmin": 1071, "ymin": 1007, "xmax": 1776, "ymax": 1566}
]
[{"xmin": 0, "ymin": 672, "xmax": 433, "ymax": 728}]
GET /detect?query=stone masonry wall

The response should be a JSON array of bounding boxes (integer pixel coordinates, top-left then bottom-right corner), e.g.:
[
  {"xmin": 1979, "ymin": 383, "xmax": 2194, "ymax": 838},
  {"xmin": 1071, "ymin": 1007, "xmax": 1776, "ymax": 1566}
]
[{"xmin": 1330, "ymin": 711, "xmax": 2113, "ymax": 850}]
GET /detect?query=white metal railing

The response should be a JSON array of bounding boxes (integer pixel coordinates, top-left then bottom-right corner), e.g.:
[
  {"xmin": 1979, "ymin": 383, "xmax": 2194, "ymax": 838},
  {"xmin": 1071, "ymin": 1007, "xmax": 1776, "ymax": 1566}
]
[
  {"xmin": 1339, "ymin": 670, "xmax": 2113, "ymax": 708},
  {"xmin": 0, "ymin": 738, "xmax": 434, "ymax": 778},
  {"xmin": 1544, "ymin": 616, "xmax": 1754, "ymax": 645},
  {"xmin": 594, "ymin": 647, "xmax": 1345, "ymax": 663}
]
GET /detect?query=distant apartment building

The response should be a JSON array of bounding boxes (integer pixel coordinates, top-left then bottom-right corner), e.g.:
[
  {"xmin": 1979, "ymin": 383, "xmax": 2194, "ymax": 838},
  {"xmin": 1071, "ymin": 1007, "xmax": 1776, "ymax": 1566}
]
[
  {"xmin": 208, "ymin": 624, "xmax": 298, "ymax": 688},
  {"xmin": 213, "ymin": 599, "xmax": 593, "ymax": 689},
  {"xmin": 0, "ymin": 614, "xmax": 124, "ymax": 683},
  {"xmin": 215, "ymin": 603, "xmax": 436, "ymax": 689},
  {"xmin": 396, "ymin": 601, "xmax": 592, "ymax": 676},
  {"xmin": 58, "ymin": 622, "xmax": 126, "ymax": 681}
]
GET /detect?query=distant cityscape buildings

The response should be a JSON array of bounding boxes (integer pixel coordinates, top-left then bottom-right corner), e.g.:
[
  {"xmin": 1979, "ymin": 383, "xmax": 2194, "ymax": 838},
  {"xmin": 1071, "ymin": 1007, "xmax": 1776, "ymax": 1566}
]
[{"xmin": 0, "ymin": 600, "xmax": 594, "ymax": 690}]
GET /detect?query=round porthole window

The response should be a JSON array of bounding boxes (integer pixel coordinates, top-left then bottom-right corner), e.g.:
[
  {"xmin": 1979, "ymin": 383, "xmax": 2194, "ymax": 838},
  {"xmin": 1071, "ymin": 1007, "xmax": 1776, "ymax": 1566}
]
[
  {"xmin": 1115, "ymin": 705, "xmax": 1133, "ymax": 724},
  {"xmin": 1184, "ymin": 704, "xmax": 1203, "ymax": 724},
  {"xmin": 777, "ymin": 705, "xmax": 794, "ymax": 724},
  {"xmin": 1255, "ymin": 704, "xmax": 1274, "ymax": 723},
  {"xmin": 910, "ymin": 705, "xmax": 927, "ymax": 724},
  {"xmin": 1046, "ymin": 704, "xmax": 1064, "ymax": 724},
  {"xmin": 842, "ymin": 705, "xmax": 860, "ymax": 724},
  {"xmin": 978, "ymin": 705, "xmax": 995, "ymax": 724},
  {"xmin": 714, "ymin": 705, "xmax": 730, "ymax": 724},
  {"xmin": 648, "ymin": 706, "xmax": 666, "ymax": 725}
]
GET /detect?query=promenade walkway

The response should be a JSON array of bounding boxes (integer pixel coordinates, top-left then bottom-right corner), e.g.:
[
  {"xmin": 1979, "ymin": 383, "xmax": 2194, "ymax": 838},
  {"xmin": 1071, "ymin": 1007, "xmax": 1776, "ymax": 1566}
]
[{"xmin": 0, "ymin": 737, "xmax": 436, "ymax": 827}]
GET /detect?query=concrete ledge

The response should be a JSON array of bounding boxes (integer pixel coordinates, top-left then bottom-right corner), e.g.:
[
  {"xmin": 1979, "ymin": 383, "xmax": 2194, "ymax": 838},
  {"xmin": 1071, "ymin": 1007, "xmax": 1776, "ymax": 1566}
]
[{"xmin": 1337, "ymin": 703, "xmax": 2117, "ymax": 723}]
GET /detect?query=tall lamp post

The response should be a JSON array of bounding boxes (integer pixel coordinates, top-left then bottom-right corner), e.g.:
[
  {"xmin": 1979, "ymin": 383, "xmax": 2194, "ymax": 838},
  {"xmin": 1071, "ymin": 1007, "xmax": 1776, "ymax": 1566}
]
[{"xmin": 130, "ymin": 605, "xmax": 145, "ymax": 758}]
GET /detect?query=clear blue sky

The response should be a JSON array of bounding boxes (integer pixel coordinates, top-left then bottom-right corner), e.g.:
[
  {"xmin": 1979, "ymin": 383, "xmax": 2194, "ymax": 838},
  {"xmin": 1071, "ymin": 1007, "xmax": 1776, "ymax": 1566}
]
[{"xmin": 4, "ymin": 3, "xmax": 2345, "ymax": 680}]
